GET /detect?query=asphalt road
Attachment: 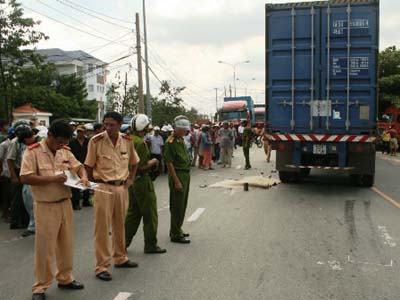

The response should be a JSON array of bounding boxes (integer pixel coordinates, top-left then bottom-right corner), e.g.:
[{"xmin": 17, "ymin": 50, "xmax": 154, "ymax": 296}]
[{"xmin": 0, "ymin": 148, "xmax": 400, "ymax": 300}]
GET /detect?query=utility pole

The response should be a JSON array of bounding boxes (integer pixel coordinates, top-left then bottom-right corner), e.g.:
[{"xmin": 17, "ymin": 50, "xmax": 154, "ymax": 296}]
[
  {"xmin": 142, "ymin": 0, "xmax": 152, "ymax": 118},
  {"xmin": 136, "ymin": 13, "xmax": 145, "ymax": 114},
  {"xmin": 229, "ymin": 84, "xmax": 232, "ymax": 97},
  {"xmin": 123, "ymin": 72, "xmax": 128, "ymax": 115},
  {"xmin": 233, "ymin": 66, "xmax": 237, "ymax": 97},
  {"xmin": 215, "ymin": 88, "xmax": 218, "ymax": 113}
]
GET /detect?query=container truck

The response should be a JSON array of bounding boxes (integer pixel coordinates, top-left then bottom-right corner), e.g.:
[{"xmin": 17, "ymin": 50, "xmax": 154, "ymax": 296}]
[{"xmin": 265, "ymin": 0, "xmax": 379, "ymax": 186}]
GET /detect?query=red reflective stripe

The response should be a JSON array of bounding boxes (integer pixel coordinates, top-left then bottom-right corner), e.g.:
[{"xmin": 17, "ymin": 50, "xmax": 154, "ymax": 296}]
[
  {"xmin": 359, "ymin": 136, "xmax": 369, "ymax": 142},
  {"xmin": 334, "ymin": 135, "xmax": 343, "ymax": 142},
  {"xmin": 320, "ymin": 135, "xmax": 330, "ymax": 142},
  {"xmin": 347, "ymin": 136, "xmax": 356, "ymax": 142},
  {"xmin": 284, "ymin": 134, "xmax": 293, "ymax": 141},
  {"xmin": 296, "ymin": 134, "xmax": 306, "ymax": 141},
  {"xmin": 309, "ymin": 134, "xmax": 318, "ymax": 142}
]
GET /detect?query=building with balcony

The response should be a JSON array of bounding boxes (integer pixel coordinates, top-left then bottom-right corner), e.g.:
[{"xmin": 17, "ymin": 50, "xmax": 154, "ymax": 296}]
[{"xmin": 36, "ymin": 48, "xmax": 108, "ymax": 121}]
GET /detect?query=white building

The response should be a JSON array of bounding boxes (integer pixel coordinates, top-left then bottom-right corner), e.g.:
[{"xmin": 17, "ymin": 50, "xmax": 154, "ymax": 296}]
[
  {"xmin": 36, "ymin": 48, "xmax": 108, "ymax": 121},
  {"xmin": 13, "ymin": 103, "xmax": 52, "ymax": 127}
]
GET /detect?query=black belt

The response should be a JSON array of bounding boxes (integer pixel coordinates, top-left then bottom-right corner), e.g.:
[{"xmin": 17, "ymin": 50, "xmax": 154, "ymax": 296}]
[{"xmin": 95, "ymin": 180, "xmax": 126, "ymax": 186}]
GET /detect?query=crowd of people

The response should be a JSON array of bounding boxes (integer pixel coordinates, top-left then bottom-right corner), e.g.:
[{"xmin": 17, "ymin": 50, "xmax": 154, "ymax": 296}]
[
  {"xmin": 380, "ymin": 126, "xmax": 399, "ymax": 156},
  {"xmin": 0, "ymin": 113, "xmax": 272, "ymax": 300}
]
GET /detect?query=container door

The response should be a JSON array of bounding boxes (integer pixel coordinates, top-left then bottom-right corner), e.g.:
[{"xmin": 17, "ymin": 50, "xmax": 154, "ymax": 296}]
[
  {"xmin": 320, "ymin": 2, "xmax": 378, "ymax": 134},
  {"xmin": 267, "ymin": 6, "xmax": 321, "ymax": 133}
]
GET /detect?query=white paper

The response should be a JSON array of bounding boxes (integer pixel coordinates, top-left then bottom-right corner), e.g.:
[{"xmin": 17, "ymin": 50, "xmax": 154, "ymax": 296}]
[{"xmin": 64, "ymin": 170, "xmax": 99, "ymax": 191}]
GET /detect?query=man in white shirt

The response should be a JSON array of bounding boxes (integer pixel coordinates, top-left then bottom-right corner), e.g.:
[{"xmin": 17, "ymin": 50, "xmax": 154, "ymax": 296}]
[{"xmin": 148, "ymin": 126, "xmax": 164, "ymax": 175}]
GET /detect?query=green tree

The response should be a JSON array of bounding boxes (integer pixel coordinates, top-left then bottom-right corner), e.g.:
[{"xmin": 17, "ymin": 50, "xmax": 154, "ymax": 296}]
[
  {"xmin": 13, "ymin": 63, "xmax": 97, "ymax": 119},
  {"xmin": 379, "ymin": 46, "xmax": 400, "ymax": 108},
  {"xmin": 0, "ymin": 0, "xmax": 48, "ymax": 121}
]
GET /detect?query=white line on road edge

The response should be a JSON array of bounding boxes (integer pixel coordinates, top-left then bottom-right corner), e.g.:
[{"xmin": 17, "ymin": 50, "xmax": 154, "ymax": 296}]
[
  {"xmin": 113, "ymin": 292, "xmax": 132, "ymax": 300},
  {"xmin": 187, "ymin": 208, "xmax": 206, "ymax": 222},
  {"xmin": 378, "ymin": 225, "xmax": 397, "ymax": 248}
]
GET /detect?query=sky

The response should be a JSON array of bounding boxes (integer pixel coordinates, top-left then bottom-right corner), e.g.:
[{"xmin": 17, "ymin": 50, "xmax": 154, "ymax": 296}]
[{"xmin": 19, "ymin": 0, "xmax": 400, "ymax": 116}]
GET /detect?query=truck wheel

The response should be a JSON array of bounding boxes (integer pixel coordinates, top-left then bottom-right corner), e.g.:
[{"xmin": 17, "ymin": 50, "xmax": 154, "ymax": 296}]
[
  {"xmin": 279, "ymin": 171, "xmax": 298, "ymax": 183},
  {"xmin": 362, "ymin": 174, "xmax": 375, "ymax": 187}
]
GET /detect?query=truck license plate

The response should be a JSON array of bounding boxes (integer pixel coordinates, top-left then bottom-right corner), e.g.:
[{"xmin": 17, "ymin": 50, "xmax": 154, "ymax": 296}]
[{"xmin": 313, "ymin": 144, "xmax": 327, "ymax": 155}]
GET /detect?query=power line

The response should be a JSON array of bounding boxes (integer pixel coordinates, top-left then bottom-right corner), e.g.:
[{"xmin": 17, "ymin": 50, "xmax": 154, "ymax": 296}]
[
  {"xmin": 53, "ymin": 0, "xmax": 132, "ymax": 31},
  {"xmin": 22, "ymin": 5, "xmax": 132, "ymax": 46},
  {"xmin": 86, "ymin": 33, "xmax": 133, "ymax": 54},
  {"xmin": 35, "ymin": 0, "xmax": 130, "ymax": 48},
  {"xmin": 61, "ymin": 0, "xmax": 134, "ymax": 25}
]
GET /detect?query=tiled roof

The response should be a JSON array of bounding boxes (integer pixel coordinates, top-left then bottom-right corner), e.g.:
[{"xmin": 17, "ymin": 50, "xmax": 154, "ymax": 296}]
[
  {"xmin": 36, "ymin": 48, "xmax": 105, "ymax": 65},
  {"xmin": 13, "ymin": 103, "xmax": 51, "ymax": 114}
]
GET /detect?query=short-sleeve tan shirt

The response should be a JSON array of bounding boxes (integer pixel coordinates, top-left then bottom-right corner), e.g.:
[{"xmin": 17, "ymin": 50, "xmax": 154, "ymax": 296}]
[
  {"xmin": 20, "ymin": 139, "xmax": 82, "ymax": 203},
  {"xmin": 85, "ymin": 131, "xmax": 139, "ymax": 182}
]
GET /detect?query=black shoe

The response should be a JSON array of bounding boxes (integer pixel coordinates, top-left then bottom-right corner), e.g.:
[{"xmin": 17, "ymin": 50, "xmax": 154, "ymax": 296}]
[
  {"xmin": 182, "ymin": 233, "xmax": 190, "ymax": 238},
  {"xmin": 145, "ymin": 246, "xmax": 167, "ymax": 254},
  {"xmin": 115, "ymin": 260, "xmax": 138, "ymax": 268},
  {"xmin": 82, "ymin": 202, "xmax": 92, "ymax": 207},
  {"xmin": 96, "ymin": 271, "xmax": 112, "ymax": 281},
  {"xmin": 22, "ymin": 230, "xmax": 35, "ymax": 237},
  {"xmin": 10, "ymin": 223, "xmax": 25, "ymax": 230},
  {"xmin": 58, "ymin": 280, "xmax": 84, "ymax": 290},
  {"xmin": 171, "ymin": 237, "xmax": 191, "ymax": 244},
  {"xmin": 32, "ymin": 293, "xmax": 46, "ymax": 300}
]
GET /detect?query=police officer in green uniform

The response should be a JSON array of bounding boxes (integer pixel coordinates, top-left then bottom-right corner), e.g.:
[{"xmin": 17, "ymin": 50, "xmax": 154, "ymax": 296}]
[
  {"xmin": 164, "ymin": 116, "xmax": 191, "ymax": 244},
  {"xmin": 242, "ymin": 120, "xmax": 254, "ymax": 170},
  {"xmin": 125, "ymin": 114, "xmax": 167, "ymax": 254}
]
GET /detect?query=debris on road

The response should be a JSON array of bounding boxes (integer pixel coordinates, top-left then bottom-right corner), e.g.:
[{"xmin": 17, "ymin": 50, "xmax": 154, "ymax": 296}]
[{"xmin": 209, "ymin": 176, "xmax": 280, "ymax": 190}]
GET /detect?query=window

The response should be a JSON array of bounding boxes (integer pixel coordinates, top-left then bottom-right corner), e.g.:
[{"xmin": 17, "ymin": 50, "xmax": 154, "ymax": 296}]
[
  {"xmin": 88, "ymin": 64, "xmax": 94, "ymax": 73},
  {"xmin": 88, "ymin": 84, "xmax": 94, "ymax": 92}
]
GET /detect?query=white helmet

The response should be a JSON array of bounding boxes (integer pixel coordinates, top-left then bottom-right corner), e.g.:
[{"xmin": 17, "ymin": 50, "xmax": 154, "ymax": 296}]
[
  {"xmin": 154, "ymin": 126, "xmax": 160, "ymax": 131},
  {"xmin": 174, "ymin": 116, "xmax": 190, "ymax": 131},
  {"xmin": 131, "ymin": 114, "xmax": 151, "ymax": 132}
]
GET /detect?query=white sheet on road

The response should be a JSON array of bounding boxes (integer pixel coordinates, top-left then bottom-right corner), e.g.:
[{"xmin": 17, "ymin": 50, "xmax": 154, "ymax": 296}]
[{"xmin": 209, "ymin": 176, "xmax": 280, "ymax": 189}]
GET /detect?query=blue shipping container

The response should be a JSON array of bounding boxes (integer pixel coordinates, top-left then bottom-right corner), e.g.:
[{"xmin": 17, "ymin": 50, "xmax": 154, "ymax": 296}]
[{"xmin": 266, "ymin": 0, "xmax": 379, "ymax": 135}]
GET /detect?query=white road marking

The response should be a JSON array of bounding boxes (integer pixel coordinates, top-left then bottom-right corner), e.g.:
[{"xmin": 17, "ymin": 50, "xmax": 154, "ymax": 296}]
[
  {"xmin": 378, "ymin": 225, "xmax": 397, "ymax": 248},
  {"xmin": 187, "ymin": 208, "xmax": 206, "ymax": 222},
  {"xmin": 348, "ymin": 255, "xmax": 393, "ymax": 267},
  {"xmin": 113, "ymin": 292, "xmax": 132, "ymax": 300},
  {"xmin": 236, "ymin": 165, "xmax": 242, "ymax": 170}
]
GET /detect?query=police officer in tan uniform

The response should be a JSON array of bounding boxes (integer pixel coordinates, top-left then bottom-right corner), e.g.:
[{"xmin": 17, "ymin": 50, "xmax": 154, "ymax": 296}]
[
  {"xmin": 20, "ymin": 120, "xmax": 88, "ymax": 300},
  {"xmin": 85, "ymin": 112, "xmax": 139, "ymax": 282}
]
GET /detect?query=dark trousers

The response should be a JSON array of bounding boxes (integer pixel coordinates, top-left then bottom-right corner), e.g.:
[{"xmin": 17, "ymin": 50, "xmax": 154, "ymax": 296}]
[
  {"xmin": 169, "ymin": 171, "xmax": 190, "ymax": 239},
  {"xmin": 10, "ymin": 182, "xmax": 29, "ymax": 228},
  {"xmin": 150, "ymin": 154, "xmax": 163, "ymax": 177},
  {"xmin": 243, "ymin": 147, "xmax": 251, "ymax": 168},
  {"xmin": 71, "ymin": 188, "xmax": 90, "ymax": 208},
  {"xmin": 0, "ymin": 177, "xmax": 11, "ymax": 218}
]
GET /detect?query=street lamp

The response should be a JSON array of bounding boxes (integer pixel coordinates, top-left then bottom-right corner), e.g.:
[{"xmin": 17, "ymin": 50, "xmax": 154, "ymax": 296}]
[{"xmin": 218, "ymin": 60, "xmax": 250, "ymax": 97}]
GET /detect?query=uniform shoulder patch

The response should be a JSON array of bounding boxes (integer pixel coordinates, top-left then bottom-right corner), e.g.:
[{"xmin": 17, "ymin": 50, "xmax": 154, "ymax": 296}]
[
  {"xmin": 91, "ymin": 132, "xmax": 104, "ymax": 143},
  {"xmin": 62, "ymin": 145, "xmax": 71, "ymax": 151},
  {"xmin": 122, "ymin": 134, "xmax": 132, "ymax": 141},
  {"xmin": 28, "ymin": 143, "xmax": 40, "ymax": 150},
  {"xmin": 167, "ymin": 136, "xmax": 175, "ymax": 144}
]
